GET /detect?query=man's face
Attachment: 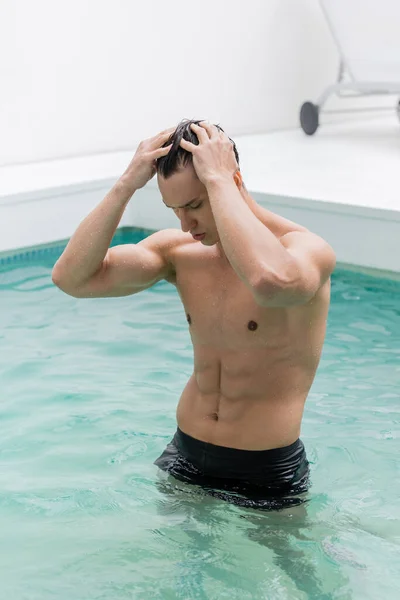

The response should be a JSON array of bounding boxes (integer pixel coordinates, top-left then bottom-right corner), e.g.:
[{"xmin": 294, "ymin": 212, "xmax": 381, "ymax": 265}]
[{"xmin": 157, "ymin": 165, "xmax": 219, "ymax": 246}]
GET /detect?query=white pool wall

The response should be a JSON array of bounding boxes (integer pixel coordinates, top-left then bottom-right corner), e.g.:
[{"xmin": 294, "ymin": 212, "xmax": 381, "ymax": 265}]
[{"xmin": 1, "ymin": 115, "xmax": 399, "ymax": 277}]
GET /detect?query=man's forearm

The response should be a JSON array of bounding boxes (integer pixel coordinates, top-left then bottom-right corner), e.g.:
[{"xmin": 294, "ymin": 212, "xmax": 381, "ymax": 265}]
[
  {"xmin": 52, "ymin": 179, "xmax": 135, "ymax": 290},
  {"xmin": 206, "ymin": 177, "xmax": 294, "ymax": 291}
]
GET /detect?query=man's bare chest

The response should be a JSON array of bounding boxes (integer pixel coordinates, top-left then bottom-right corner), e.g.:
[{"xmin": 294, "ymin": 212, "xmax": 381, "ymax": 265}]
[{"xmin": 171, "ymin": 256, "xmax": 289, "ymax": 349}]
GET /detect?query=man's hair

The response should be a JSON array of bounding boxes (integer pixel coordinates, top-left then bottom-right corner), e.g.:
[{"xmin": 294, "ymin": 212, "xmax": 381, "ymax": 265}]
[{"xmin": 156, "ymin": 118, "xmax": 240, "ymax": 179}]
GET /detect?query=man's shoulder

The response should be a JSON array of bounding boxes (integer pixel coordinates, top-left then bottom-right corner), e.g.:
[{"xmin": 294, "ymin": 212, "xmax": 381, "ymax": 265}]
[
  {"xmin": 137, "ymin": 228, "xmax": 185, "ymax": 244},
  {"xmin": 147, "ymin": 228, "xmax": 190, "ymax": 249},
  {"xmin": 139, "ymin": 228, "xmax": 192, "ymax": 264}
]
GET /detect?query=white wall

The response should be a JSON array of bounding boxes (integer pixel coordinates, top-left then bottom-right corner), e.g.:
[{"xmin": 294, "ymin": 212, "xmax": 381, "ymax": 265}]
[{"xmin": 0, "ymin": 0, "xmax": 341, "ymax": 167}]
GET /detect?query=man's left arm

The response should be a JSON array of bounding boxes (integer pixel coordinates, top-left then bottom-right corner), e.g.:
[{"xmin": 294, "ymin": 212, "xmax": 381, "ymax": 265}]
[
  {"xmin": 181, "ymin": 122, "xmax": 336, "ymax": 305},
  {"xmin": 255, "ymin": 230, "xmax": 337, "ymax": 307},
  {"xmin": 206, "ymin": 177, "xmax": 336, "ymax": 306},
  {"xmin": 205, "ymin": 177, "xmax": 297, "ymax": 292}
]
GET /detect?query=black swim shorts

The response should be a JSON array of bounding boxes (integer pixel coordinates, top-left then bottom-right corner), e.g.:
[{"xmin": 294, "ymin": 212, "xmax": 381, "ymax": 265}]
[{"xmin": 154, "ymin": 427, "xmax": 310, "ymax": 511}]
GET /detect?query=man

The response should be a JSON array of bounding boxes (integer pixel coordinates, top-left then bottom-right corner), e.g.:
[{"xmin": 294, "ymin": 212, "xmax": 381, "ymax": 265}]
[{"xmin": 52, "ymin": 119, "xmax": 336, "ymax": 511}]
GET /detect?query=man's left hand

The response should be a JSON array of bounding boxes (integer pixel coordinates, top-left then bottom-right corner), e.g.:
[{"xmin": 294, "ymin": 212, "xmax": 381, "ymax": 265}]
[{"xmin": 179, "ymin": 122, "xmax": 238, "ymax": 186}]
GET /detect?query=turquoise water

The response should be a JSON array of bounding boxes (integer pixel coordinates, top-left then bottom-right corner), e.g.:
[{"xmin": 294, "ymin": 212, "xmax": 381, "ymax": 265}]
[{"xmin": 0, "ymin": 228, "xmax": 399, "ymax": 600}]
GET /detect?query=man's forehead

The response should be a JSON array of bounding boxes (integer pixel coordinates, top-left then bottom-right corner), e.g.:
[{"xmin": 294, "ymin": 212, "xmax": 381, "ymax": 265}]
[{"xmin": 158, "ymin": 171, "xmax": 203, "ymax": 208}]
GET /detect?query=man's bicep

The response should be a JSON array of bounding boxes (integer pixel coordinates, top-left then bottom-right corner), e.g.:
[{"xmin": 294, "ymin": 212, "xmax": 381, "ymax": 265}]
[
  {"xmin": 106, "ymin": 243, "xmax": 168, "ymax": 291},
  {"xmin": 71, "ymin": 231, "xmax": 175, "ymax": 298}
]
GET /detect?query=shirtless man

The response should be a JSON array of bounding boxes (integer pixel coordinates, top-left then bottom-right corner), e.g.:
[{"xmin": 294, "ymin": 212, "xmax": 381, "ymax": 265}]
[{"xmin": 52, "ymin": 119, "xmax": 336, "ymax": 510}]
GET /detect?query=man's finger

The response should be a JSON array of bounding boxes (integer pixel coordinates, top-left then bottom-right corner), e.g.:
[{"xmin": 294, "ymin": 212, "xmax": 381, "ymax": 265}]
[
  {"xmin": 150, "ymin": 144, "xmax": 173, "ymax": 159},
  {"xmin": 218, "ymin": 129, "xmax": 230, "ymax": 141},
  {"xmin": 190, "ymin": 122, "xmax": 209, "ymax": 143},
  {"xmin": 158, "ymin": 126, "xmax": 176, "ymax": 137},
  {"xmin": 148, "ymin": 128, "xmax": 175, "ymax": 150},
  {"xmin": 199, "ymin": 121, "xmax": 219, "ymax": 138},
  {"xmin": 179, "ymin": 138, "xmax": 196, "ymax": 152}
]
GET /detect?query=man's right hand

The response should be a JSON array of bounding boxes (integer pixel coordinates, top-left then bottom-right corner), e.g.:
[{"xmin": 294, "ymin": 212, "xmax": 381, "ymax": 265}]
[{"xmin": 119, "ymin": 127, "xmax": 175, "ymax": 193}]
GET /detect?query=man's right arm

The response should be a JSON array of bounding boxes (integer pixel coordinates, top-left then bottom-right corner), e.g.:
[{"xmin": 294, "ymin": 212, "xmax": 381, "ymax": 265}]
[
  {"xmin": 52, "ymin": 183, "xmax": 175, "ymax": 298},
  {"xmin": 52, "ymin": 127, "xmax": 176, "ymax": 298}
]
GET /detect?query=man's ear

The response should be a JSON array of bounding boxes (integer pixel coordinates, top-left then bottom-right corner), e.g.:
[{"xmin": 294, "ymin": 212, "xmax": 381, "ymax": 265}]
[{"xmin": 233, "ymin": 170, "xmax": 243, "ymax": 189}]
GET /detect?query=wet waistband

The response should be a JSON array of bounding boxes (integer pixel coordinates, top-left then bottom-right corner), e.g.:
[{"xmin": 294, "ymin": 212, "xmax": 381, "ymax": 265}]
[{"xmin": 173, "ymin": 427, "xmax": 305, "ymax": 472}]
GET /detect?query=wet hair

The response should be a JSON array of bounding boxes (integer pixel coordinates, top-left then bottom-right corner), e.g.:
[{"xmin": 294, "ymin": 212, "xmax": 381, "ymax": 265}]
[{"xmin": 156, "ymin": 118, "xmax": 241, "ymax": 180}]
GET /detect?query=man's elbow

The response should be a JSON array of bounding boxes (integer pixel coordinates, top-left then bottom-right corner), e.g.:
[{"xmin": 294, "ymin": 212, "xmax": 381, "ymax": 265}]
[
  {"xmin": 51, "ymin": 267, "xmax": 79, "ymax": 297},
  {"xmin": 52, "ymin": 266, "xmax": 64, "ymax": 289},
  {"xmin": 252, "ymin": 271, "xmax": 317, "ymax": 308}
]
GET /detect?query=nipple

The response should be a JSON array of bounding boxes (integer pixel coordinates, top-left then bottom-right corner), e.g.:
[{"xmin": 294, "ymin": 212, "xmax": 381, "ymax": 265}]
[
  {"xmin": 187, "ymin": 313, "xmax": 191, "ymax": 325},
  {"xmin": 248, "ymin": 320, "xmax": 258, "ymax": 331}
]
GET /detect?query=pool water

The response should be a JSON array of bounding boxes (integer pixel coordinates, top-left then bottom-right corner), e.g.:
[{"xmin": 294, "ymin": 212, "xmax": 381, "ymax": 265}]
[{"xmin": 0, "ymin": 228, "xmax": 399, "ymax": 600}]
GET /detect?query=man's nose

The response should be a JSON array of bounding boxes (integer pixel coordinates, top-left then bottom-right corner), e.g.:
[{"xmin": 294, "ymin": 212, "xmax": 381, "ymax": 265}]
[{"xmin": 179, "ymin": 211, "xmax": 195, "ymax": 233}]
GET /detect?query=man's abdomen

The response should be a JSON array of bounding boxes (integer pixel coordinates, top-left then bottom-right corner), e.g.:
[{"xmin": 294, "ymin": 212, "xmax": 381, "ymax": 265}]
[{"xmin": 176, "ymin": 372, "xmax": 310, "ymax": 451}]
